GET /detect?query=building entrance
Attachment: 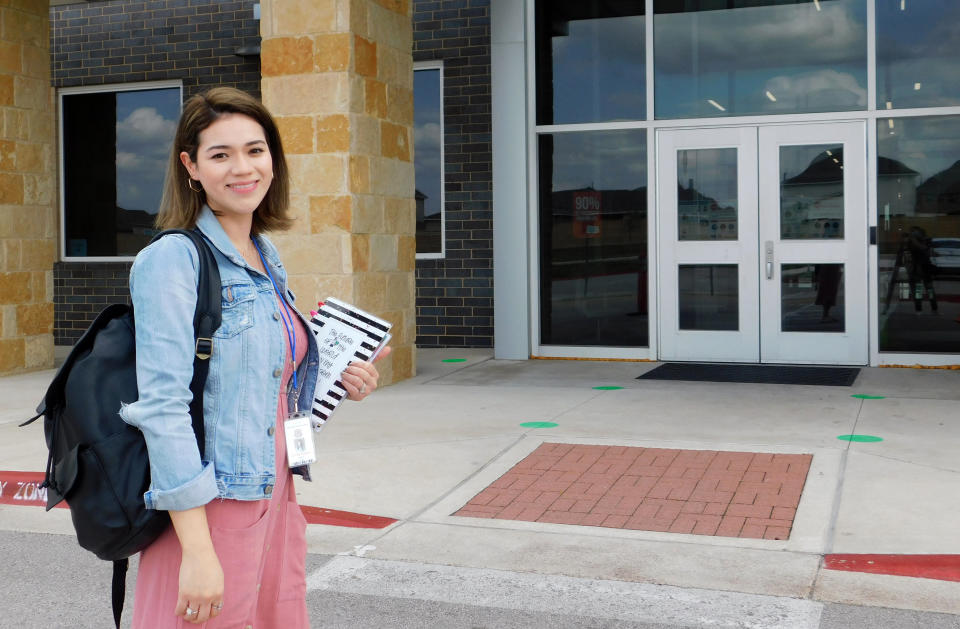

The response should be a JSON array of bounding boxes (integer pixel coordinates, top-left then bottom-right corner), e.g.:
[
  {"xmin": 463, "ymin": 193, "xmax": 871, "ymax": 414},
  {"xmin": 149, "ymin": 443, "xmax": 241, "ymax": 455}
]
[{"xmin": 657, "ymin": 123, "xmax": 868, "ymax": 364}]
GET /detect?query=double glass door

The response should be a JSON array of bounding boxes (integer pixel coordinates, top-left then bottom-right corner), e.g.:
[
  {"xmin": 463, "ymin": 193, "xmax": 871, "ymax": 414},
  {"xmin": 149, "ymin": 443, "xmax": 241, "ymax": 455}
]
[{"xmin": 657, "ymin": 123, "xmax": 868, "ymax": 364}]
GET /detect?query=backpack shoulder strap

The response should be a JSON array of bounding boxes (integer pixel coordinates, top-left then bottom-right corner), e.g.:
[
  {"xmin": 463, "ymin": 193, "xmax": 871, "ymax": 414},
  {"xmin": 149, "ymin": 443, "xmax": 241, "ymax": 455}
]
[{"xmin": 148, "ymin": 229, "xmax": 222, "ymax": 456}]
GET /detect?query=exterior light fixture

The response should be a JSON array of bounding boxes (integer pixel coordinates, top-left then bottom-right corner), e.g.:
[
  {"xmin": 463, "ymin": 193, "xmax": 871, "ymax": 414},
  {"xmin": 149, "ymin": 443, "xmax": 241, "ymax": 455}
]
[
  {"xmin": 765, "ymin": 90, "xmax": 777, "ymax": 102},
  {"xmin": 914, "ymin": 82, "xmax": 922, "ymax": 91},
  {"xmin": 707, "ymin": 99, "xmax": 726, "ymax": 112}
]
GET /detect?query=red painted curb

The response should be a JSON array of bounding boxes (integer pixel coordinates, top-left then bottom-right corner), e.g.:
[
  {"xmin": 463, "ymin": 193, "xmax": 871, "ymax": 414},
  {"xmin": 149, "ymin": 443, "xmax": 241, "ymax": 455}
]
[
  {"xmin": 1, "ymin": 470, "xmax": 395, "ymax": 528},
  {"xmin": 824, "ymin": 554, "xmax": 960, "ymax": 583}
]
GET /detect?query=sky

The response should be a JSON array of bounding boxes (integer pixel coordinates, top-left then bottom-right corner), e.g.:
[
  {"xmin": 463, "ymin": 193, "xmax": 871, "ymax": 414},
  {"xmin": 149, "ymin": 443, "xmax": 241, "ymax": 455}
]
[{"xmin": 114, "ymin": 88, "xmax": 179, "ymax": 213}]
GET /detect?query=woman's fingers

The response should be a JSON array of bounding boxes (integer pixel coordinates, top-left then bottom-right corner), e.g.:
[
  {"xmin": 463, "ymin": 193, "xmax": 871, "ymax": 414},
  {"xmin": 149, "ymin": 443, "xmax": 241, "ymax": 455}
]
[{"xmin": 342, "ymin": 361, "xmax": 380, "ymax": 400}]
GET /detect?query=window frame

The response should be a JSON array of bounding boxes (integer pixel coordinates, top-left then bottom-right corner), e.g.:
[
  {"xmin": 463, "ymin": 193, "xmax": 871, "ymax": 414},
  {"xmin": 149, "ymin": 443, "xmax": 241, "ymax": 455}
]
[
  {"xmin": 58, "ymin": 80, "xmax": 183, "ymax": 262},
  {"xmin": 413, "ymin": 60, "xmax": 446, "ymax": 260}
]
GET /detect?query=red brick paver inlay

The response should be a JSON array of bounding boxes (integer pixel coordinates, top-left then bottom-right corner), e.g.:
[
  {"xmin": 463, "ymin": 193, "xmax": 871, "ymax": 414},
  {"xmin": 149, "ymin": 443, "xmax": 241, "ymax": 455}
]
[{"xmin": 454, "ymin": 444, "xmax": 812, "ymax": 540}]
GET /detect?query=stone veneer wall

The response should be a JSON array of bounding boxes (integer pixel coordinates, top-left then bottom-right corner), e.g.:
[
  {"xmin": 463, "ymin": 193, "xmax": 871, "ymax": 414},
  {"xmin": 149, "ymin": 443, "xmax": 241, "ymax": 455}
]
[
  {"xmin": 260, "ymin": 0, "xmax": 415, "ymax": 384},
  {"xmin": 0, "ymin": 1, "xmax": 56, "ymax": 374},
  {"xmin": 50, "ymin": 0, "xmax": 261, "ymax": 346},
  {"xmin": 412, "ymin": 0, "xmax": 492, "ymax": 347}
]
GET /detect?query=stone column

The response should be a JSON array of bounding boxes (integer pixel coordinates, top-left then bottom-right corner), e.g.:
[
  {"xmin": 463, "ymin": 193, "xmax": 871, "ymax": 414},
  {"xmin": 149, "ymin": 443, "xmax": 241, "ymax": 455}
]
[
  {"xmin": 0, "ymin": 1, "xmax": 55, "ymax": 375},
  {"xmin": 261, "ymin": 0, "xmax": 415, "ymax": 384}
]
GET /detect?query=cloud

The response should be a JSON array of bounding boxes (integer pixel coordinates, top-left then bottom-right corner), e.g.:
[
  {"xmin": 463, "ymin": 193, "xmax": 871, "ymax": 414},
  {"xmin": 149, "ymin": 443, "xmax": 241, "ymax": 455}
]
[
  {"xmin": 115, "ymin": 107, "xmax": 177, "ymax": 212},
  {"xmin": 549, "ymin": 131, "xmax": 647, "ymax": 191},
  {"xmin": 414, "ymin": 122, "xmax": 442, "ymax": 216},
  {"xmin": 116, "ymin": 106, "xmax": 177, "ymax": 143},
  {"xmin": 764, "ymin": 69, "xmax": 867, "ymax": 111}
]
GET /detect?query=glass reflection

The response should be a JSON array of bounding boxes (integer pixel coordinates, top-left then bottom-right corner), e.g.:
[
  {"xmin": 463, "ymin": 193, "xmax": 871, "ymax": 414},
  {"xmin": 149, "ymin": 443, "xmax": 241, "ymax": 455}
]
[
  {"xmin": 878, "ymin": 116, "xmax": 960, "ymax": 353},
  {"xmin": 539, "ymin": 131, "xmax": 648, "ymax": 346},
  {"xmin": 62, "ymin": 88, "xmax": 180, "ymax": 257},
  {"xmin": 877, "ymin": 0, "xmax": 960, "ymax": 109},
  {"xmin": 654, "ymin": 0, "xmax": 867, "ymax": 119},
  {"xmin": 781, "ymin": 264, "xmax": 845, "ymax": 333},
  {"xmin": 678, "ymin": 148, "xmax": 738, "ymax": 241},
  {"xmin": 678, "ymin": 265, "xmax": 738, "ymax": 331},
  {"xmin": 414, "ymin": 68, "xmax": 443, "ymax": 254},
  {"xmin": 535, "ymin": 0, "xmax": 645, "ymax": 124},
  {"xmin": 780, "ymin": 145, "xmax": 844, "ymax": 240}
]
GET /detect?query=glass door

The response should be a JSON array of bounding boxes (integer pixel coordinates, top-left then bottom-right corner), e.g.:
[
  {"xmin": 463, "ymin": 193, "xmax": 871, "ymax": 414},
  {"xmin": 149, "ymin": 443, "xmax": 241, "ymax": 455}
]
[
  {"xmin": 657, "ymin": 123, "xmax": 868, "ymax": 364},
  {"xmin": 758, "ymin": 123, "xmax": 868, "ymax": 364},
  {"xmin": 657, "ymin": 127, "xmax": 760, "ymax": 362}
]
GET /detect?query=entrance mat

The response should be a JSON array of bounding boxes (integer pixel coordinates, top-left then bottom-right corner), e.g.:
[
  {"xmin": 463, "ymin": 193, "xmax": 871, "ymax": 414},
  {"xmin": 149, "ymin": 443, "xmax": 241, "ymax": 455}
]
[
  {"xmin": 454, "ymin": 443, "xmax": 812, "ymax": 540},
  {"xmin": 638, "ymin": 363, "xmax": 860, "ymax": 386}
]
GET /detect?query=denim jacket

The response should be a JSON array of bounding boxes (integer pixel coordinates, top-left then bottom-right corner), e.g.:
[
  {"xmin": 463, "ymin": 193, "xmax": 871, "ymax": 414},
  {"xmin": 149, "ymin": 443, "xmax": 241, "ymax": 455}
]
[{"xmin": 120, "ymin": 207, "xmax": 320, "ymax": 511}]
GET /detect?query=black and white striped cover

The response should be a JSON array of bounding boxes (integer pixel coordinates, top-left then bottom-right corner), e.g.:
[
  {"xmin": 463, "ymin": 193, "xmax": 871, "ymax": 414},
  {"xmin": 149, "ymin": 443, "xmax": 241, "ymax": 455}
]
[{"xmin": 308, "ymin": 297, "xmax": 392, "ymax": 429}]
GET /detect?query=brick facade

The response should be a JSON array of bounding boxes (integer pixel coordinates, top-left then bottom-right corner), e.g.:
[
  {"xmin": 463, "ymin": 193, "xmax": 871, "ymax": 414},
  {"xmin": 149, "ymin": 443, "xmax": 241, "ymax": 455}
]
[
  {"xmin": 413, "ymin": 0, "xmax": 492, "ymax": 348},
  {"xmin": 50, "ymin": 0, "xmax": 261, "ymax": 346}
]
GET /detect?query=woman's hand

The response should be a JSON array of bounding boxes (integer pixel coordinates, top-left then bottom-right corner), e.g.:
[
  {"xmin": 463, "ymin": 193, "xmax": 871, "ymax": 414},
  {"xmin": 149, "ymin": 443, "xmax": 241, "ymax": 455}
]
[
  {"xmin": 169, "ymin": 506, "xmax": 225, "ymax": 624},
  {"xmin": 175, "ymin": 546, "xmax": 224, "ymax": 624},
  {"xmin": 342, "ymin": 346, "xmax": 391, "ymax": 401}
]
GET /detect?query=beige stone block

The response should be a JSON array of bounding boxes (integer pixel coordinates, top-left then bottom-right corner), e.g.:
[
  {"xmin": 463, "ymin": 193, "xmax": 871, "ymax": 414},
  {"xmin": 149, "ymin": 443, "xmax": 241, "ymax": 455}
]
[
  {"xmin": 0, "ymin": 75, "xmax": 13, "ymax": 106},
  {"xmin": 352, "ymin": 272, "xmax": 387, "ymax": 311},
  {"xmin": 274, "ymin": 0, "xmax": 337, "ymax": 36},
  {"xmin": 288, "ymin": 153, "xmax": 347, "ymax": 196},
  {"xmin": 261, "ymin": 36, "xmax": 313, "ymax": 77},
  {"xmin": 0, "ymin": 271, "xmax": 33, "ymax": 304},
  {"xmin": 0, "ymin": 138, "xmax": 14, "ymax": 169},
  {"xmin": 260, "ymin": 0, "xmax": 274, "ymax": 37},
  {"xmin": 397, "ymin": 234, "xmax": 416, "ymax": 272},
  {"xmin": 24, "ymin": 332, "xmax": 53, "ymax": 370},
  {"xmin": 284, "ymin": 193, "xmax": 312, "ymax": 235},
  {"xmin": 273, "ymin": 232, "xmax": 347, "ymax": 275},
  {"xmin": 44, "ymin": 269, "xmax": 52, "ymax": 302},
  {"xmin": 389, "ymin": 342, "xmax": 413, "ymax": 382},
  {"xmin": 0, "ymin": 205, "xmax": 44, "ymax": 238},
  {"xmin": 0, "ymin": 337, "xmax": 25, "ymax": 373},
  {"xmin": 14, "ymin": 76, "xmax": 46, "ymax": 110},
  {"xmin": 287, "ymin": 273, "xmax": 353, "ymax": 306},
  {"xmin": 369, "ymin": 233, "xmax": 398, "ymax": 271},
  {"xmin": 1, "ymin": 304, "xmax": 15, "ymax": 338},
  {"xmin": 386, "ymin": 85, "xmax": 413, "ymax": 126},
  {"xmin": 0, "ymin": 40, "xmax": 20, "ymax": 73},
  {"xmin": 16, "ymin": 9, "xmax": 45, "ymax": 47},
  {"xmin": 1, "ymin": 240, "xmax": 18, "ymax": 270},
  {"xmin": 347, "ymin": 75, "xmax": 366, "ymax": 114},
  {"xmin": 350, "ymin": 112, "xmax": 379, "ymax": 155},
  {"xmin": 380, "ymin": 120, "xmax": 410, "ymax": 161},
  {"xmin": 316, "ymin": 114, "xmax": 350, "ymax": 153},
  {"xmin": 351, "ymin": 193, "xmax": 383, "ymax": 233},
  {"xmin": 22, "ymin": 174, "xmax": 50, "ymax": 205},
  {"xmin": 0, "ymin": 173, "xmax": 23, "ymax": 204},
  {"xmin": 354, "ymin": 35, "xmax": 377, "ymax": 78},
  {"xmin": 347, "ymin": 0, "xmax": 369, "ymax": 38},
  {"xmin": 369, "ymin": 156, "xmax": 414, "ymax": 197},
  {"xmin": 29, "ymin": 270, "xmax": 43, "ymax": 301},
  {"xmin": 3, "ymin": 109, "xmax": 25, "ymax": 139},
  {"xmin": 385, "ymin": 271, "xmax": 412, "ymax": 310},
  {"xmin": 15, "ymin": 141, "xmax": 42, "ymax": 173},
  {"xmin": 262, "ymin": 73, "xmax": 349, "ymax": 116},
  {"xmin": 314, "ymin": 33, "xmax": 350, "ymax": 72},
  {"xmin": 310, "ymin": 195, "xmax": 352, "ymax": 233},
  {"xmin": 350, "ymin": 233, "xmax": 369, "ymax": 272},
  {"xmin": 27, "ymin": 108, "xmax": 53, "ymax": 143},
  {"xmin": 370, "ymin": 0, "xmax": 409, "ymax": 17},
  {"xmin": 384, "ymin": 196, "xmax": 415, "ymax": 234},
  {"xmin": 364, "ymin": 78, "xmax": 388, "ymax": 119},
  {"xmin": 16, "ymin": 301, "xmax": 51, "ymax": 335},
  {"xmin": 349, "ymin": 155, "xmax": 370, "ymax": 194},
  {"xmin": 277, "ymin": 115, "xmax": 314, "ymax": 154},
  {"xmin": 18, "ymin": 239, "xmax": 53, "ymax": 271},
  {"xmin": 368, "ymin": 2, "xmax": 412, "ymax": 52},
  {"xmin": 22, "ymin": 43, "xmax": 47, "ymax": 77},
  {"xmin": 376, "ymin": 45, "xmax": 412, "ymax": 89}
]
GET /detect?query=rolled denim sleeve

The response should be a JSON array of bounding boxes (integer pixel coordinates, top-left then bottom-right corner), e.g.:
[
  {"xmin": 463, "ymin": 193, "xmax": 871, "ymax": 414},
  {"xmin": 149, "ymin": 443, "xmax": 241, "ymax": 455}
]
[{"xmin": 119, "ymin": 235, "xmax": 220, "ymax": 512}]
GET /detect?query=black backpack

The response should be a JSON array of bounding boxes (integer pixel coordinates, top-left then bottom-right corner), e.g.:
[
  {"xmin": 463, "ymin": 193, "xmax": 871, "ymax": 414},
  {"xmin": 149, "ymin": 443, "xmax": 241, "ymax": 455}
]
[{"xmin": 20, "ymin": 229, "xmax": 221, "ymax": 629}]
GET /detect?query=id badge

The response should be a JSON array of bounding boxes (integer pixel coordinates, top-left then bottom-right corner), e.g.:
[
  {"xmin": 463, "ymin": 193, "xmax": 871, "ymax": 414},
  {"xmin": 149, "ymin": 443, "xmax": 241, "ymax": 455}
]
[{"xmin": 284, "ymin": 411, "xmax": 317, "ymax": 468}]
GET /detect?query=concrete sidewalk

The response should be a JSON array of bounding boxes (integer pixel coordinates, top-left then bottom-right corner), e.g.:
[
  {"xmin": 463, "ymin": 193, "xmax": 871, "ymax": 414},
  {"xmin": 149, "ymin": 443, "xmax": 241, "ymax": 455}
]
[{"xmin": 2, "ymin": 349, "xmax": 959, "ymax": 617}]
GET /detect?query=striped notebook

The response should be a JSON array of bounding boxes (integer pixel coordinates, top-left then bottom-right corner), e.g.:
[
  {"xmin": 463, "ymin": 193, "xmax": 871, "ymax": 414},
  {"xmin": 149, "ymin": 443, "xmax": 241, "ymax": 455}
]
[{"xmin": 308, "ymin": 297, "xmax": 392, "ymax": 430}]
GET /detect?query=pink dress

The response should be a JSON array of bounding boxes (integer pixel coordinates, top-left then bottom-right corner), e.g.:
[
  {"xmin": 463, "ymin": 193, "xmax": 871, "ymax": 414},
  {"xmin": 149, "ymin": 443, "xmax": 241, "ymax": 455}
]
[{"xmin": 132, "ymin": 297, "xmax": 311, "ymax": 629}]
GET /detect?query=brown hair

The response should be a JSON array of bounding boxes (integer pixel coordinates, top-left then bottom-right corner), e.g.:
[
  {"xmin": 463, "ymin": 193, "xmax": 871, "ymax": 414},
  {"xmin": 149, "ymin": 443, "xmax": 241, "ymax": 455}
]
[{"xmin": 157, "ymin": 87, "xmax": 292, "ymax": 234}]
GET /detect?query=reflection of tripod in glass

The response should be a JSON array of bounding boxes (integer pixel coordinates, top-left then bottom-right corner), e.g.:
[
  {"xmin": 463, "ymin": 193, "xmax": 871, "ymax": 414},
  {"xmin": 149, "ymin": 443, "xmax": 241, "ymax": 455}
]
[{"xmin": 885, "ymin": 227, "xmax": 938, "ymax": 314}]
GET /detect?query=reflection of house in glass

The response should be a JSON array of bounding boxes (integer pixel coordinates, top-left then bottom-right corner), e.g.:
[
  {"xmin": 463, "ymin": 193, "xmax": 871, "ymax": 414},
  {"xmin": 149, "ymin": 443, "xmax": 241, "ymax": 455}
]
[
  {"xmin": 916, "ymin": 160, "xmax": 960, "ymax": 215},
  {"xmin": 415, "ymin": 188, "xmax": 442, "ymax": 253},
  {"xmin": 877, "ymin": 156, "xmax": 919, "ymax": 220},
  {"xmin": 780, "ymin": 149, "xmax": 844, "ymax": 239},
  {"xmin": 677, "ymin": 181, "xmax": 737, "ymax": 240},
  {"xmin": 115, "ymin": 207, "xmax": 159, "ymax": 256}
]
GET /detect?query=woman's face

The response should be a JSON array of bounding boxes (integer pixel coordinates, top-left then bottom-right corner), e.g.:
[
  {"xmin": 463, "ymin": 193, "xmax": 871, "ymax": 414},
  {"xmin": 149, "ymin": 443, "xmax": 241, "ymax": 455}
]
[{"xmin": 180, "ymin": 113, "xmax": 273, "ymax": 223}]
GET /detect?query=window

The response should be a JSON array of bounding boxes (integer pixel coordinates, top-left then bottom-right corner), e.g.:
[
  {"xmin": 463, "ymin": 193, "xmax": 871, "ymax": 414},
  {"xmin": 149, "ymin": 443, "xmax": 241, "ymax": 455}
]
[
  {"xmin": 535, "ymin": 0, "xmax": 646, "ymax": 125},
  {"xmin": 654, "ymin": 0, "xmax": 867, "ymax": 119},
  {"xmin": 414, "ymin": 63, "xmax": 444, "ymax": 258},
  {"xmin": 877, "ymin": 0, "xmax": 960, "ymax": 109},
  {"xmin": 59, "ymin": 83, "xmax": 181, "ymax": 259}
]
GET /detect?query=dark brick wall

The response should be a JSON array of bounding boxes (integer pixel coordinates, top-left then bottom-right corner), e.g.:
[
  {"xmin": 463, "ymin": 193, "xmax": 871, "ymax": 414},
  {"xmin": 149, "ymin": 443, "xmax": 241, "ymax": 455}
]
[
  {"xmin": 53, "ymin": 262, "xmax": 131, "ymax": 346},
  {"xmin": 51, "ymin": 0, "xmax": 261, "ymax": 346},
  {"xmin": 413, "ymin": 0, "xmax": 493, "ymax": 348}
]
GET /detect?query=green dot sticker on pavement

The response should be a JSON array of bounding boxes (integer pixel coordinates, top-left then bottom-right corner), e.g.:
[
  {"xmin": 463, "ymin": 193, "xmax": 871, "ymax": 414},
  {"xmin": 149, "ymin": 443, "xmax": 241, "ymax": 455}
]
[
  {"xmin": 442, "ymin": 358, "xmax": 467, "ymax": 363},
  {"xmin": 521, "ymin": 421, "xmax": 558, "ymax": 428},
  {"xmin": 851, "ymin": 394, "xmax": 885, "ymax": 400},
  {"xmin": 837, "ymin": 434, "xmax": 884, "ymax": 442},
  {"xmin": 592, "ymin": 386, "xmax": 623, "ymax": 390}
]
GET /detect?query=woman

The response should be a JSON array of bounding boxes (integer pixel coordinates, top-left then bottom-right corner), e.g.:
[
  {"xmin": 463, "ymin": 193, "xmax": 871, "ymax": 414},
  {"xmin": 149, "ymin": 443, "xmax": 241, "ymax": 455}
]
[{"xmin": 120, "ymin": 87, "xmax": 389, "ymax": 627}]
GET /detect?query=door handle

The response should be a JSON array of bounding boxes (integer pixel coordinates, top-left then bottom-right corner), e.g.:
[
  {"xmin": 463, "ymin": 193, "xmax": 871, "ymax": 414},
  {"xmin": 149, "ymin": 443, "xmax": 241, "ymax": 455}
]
[{"xmin": 765, "ymin": 241, "xmax": 774, "ymax": 280}]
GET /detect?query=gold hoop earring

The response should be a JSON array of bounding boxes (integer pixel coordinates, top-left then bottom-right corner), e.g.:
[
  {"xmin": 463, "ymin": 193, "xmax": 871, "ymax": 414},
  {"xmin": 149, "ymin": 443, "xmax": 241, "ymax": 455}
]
[{"xmin": 188, "ymin": 179, "xmax": 202, "ymax": 193}]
